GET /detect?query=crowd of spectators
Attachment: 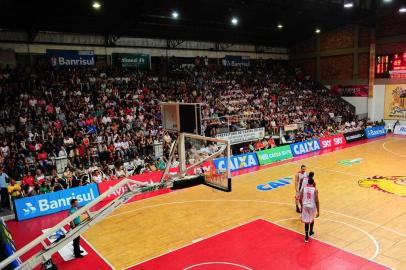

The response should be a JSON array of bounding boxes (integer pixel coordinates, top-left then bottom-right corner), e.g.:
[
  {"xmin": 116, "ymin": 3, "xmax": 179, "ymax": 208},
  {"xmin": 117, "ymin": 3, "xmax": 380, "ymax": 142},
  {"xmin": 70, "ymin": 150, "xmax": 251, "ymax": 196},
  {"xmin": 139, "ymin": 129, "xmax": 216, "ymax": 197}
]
[{"xmin": 0, "ymin": 60, "xmax": 359, "ymax": 204}]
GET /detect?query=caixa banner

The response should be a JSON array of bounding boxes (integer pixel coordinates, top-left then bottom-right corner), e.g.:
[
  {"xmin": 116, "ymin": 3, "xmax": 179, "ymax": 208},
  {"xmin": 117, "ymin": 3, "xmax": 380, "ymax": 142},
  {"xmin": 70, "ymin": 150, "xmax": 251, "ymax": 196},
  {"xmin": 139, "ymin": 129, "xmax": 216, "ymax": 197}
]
[
  {"xmin": 213, "ymin": 152, "xmax": 258, "ymax": 172},
  {"xmin": 14, "ymin": 184, "xmax": 99, "ymax": 221},
  {"xmin": 290, "ymin": 139, "xmax": 322, "ymax": 157},
  {"xmin": 47, "ymin": 49, "xmax": 95, "ymax": 67},
  {"xmin": 318, "ymin": 134, "xmax": 346, "ymax": 149},
  {"xmin": 365, "ymin": 126, "xmax": 386, "ymax": 139}
]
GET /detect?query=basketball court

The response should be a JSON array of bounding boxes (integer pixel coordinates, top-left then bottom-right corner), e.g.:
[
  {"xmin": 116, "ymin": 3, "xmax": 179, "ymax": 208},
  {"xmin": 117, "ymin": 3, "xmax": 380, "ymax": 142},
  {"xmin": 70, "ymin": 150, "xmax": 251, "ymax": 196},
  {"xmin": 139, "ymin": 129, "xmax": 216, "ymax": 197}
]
[{"xmin": 74, "ymin": 135, "xmax": 406, "ymax": 270}]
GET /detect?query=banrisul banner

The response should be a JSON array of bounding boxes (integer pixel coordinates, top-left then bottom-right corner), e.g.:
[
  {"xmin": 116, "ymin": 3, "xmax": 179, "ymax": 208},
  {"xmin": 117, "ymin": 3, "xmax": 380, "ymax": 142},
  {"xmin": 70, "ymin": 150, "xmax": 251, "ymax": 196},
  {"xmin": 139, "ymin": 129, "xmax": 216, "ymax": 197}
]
[
  {"xmin": 256, "ymin": 145, "xmax": 293, "ymax": 165},
  {"xmin": 365, "ymin": 126, "xmax": 386, "ymax": 139},
  {"xmin": 215, "ymin": 128, "xmax": 265, "ymax": 145},
  {"xmin": 394, "ymin": 125, "xmax": 406, "ymax": 135},
  {"xmin": 222, "ymin": 55, "xmax": 250, "ymax": 67},
  {"xmin": 112, "ymin": 53, "xmax": 151, "ymax": 69},
  {"xmin": 290, "ymin": 139, "xmax": 321, "ymax": 157},
  {"xmin": 47, "ymin": 50, "xmax": 95, "ymax": 67},
  {"xmin": 15, "ymin": 184, "xmax": 99, "ymax": 221},
  {"xmin": 343, "ymin": 129, "xmax": 366, "ymax": 143},
  {"xmin": 213, "ymin": 152, "xmax": 258, "ymax": 172}
]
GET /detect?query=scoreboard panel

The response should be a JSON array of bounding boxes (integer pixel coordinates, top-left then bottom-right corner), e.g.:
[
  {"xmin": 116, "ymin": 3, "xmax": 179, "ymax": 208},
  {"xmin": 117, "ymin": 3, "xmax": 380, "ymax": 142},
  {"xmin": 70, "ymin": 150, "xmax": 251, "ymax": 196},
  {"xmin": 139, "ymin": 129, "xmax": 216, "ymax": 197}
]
[{"xmin": 376, "ymin": 52, "xmax": 406, "ymax": 78}]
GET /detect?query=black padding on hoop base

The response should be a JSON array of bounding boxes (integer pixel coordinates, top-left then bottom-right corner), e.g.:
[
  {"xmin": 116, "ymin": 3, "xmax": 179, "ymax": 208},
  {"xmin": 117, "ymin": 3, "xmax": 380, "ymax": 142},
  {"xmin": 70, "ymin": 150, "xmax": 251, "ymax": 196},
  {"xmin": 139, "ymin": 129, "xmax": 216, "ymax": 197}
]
[{"xmin": 171, "ymin": 175, "xmax": 204, "ymax": 190}]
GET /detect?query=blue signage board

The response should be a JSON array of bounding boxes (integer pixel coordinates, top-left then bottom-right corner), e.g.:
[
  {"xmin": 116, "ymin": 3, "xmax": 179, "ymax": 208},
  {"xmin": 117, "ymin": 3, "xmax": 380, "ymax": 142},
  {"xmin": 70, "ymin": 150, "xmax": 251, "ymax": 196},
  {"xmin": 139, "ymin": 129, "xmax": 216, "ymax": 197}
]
[
  {"xmin": 15, "ymin": 184, "xmax": 99, "ymax": 221},
  {"xmin": 47, "ymin": 49, "xmax": 95, "ymax": 67},
  {"xmin": 213, "ymin": 152, "xmax": 259, "ymax": 172},
  {"xmin": 365, "ymin": 126, "xmax": 386, "ymax": 139},
  {"xmin": 222, "ymin": 55, "xmax": 250, "ymax": 67},
  {"xmin": 290, "ymin": 139, "xmax": 322, "ymax": 157}
]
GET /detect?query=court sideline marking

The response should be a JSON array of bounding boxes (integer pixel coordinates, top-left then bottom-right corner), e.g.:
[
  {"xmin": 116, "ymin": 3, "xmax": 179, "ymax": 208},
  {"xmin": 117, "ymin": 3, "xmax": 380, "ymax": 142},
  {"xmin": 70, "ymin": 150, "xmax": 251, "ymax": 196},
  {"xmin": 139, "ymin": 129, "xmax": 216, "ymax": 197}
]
[
  {"xmin": 268, "ymin": 218, "xmax": 393, "ymax": 270},
  {"xmin": 81, "ymin": 236, "xmax": 117, "ymax": 270},
  {"xmin": 183, "ymin": 262, "xmax": 253, "ymax": 270},
  {"xmin": 382, "ymin": 138, "xmax": 406, "ymax": 158},
  {"xmin": 273, "ymin": 217, "xmax": 380, "ymax": 260}
]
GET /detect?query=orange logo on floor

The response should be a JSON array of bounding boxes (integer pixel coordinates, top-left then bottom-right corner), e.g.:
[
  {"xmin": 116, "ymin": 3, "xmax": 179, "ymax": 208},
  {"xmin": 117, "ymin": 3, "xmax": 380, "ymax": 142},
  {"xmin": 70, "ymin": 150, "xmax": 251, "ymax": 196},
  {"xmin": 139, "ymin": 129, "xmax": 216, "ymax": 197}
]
[{"xmin": 358, "ymin": 176, "xmax": 406, "ymax": 197}]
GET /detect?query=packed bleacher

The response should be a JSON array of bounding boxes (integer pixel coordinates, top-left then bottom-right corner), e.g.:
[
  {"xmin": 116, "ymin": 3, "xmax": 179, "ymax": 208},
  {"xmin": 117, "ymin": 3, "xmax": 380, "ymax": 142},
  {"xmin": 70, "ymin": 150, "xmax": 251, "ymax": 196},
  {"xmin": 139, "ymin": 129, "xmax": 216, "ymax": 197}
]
[{"xmin": 0, "ymin": 60, "xmax": 364, "ymax": 203}]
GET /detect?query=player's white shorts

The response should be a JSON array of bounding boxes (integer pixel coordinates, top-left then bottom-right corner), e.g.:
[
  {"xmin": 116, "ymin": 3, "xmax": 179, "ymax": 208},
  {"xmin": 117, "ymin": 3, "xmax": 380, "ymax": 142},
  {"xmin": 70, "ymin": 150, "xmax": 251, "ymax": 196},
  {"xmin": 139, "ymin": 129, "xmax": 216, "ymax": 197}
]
[{"xmin": 301, "ymin": 206, "xmax": 317, "ymax": 224}]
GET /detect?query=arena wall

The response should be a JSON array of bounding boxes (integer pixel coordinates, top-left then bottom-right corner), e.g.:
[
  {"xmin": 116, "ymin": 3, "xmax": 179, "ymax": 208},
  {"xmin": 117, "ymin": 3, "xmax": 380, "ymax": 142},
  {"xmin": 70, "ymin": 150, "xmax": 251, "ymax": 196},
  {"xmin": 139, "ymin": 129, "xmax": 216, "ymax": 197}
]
[{"xmin": 0, "ymin": 30, "xmax": 288, "ymax": 61}]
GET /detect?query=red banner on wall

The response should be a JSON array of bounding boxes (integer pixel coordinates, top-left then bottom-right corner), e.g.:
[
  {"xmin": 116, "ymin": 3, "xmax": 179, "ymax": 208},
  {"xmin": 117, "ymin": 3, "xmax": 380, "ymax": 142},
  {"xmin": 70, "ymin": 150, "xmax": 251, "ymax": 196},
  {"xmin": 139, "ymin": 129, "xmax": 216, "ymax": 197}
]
[
  {"xmin": 97, "ymin": 170, "xmax": 164, "ymax": 202},
  {"xmin": 97, "ymin": 161, "xmax": 215, "ymax": 202},
  {"xmin": 330, "ymin": 85, "xmax": 368, "ymax": 97},
  {"xmin": 319, "ymin": 134, "xmax": 346, "ymax": 149}
]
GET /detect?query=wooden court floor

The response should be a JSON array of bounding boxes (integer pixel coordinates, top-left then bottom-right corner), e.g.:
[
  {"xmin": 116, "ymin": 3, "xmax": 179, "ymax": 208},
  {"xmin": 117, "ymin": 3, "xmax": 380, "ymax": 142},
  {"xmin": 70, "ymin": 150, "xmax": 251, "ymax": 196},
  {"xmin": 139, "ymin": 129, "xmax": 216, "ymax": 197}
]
[{"xmin": 83, "ymin": 136, "xmax": 406, "ymax": 270}]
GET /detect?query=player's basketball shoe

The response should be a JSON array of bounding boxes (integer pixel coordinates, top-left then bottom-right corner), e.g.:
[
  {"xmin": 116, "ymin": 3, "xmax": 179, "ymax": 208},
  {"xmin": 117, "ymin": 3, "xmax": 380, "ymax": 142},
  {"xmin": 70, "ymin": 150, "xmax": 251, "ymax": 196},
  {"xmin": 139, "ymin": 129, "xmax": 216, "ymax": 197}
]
[{"xmin": 304, "ymin": 235, "xmax": 309, "ymax": 243}]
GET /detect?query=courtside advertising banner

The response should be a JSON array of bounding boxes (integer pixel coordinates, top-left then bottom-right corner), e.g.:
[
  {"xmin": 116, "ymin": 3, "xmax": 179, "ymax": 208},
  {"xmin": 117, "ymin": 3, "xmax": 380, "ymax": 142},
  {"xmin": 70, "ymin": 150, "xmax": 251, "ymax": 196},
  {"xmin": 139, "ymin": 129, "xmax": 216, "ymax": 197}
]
[
  {"xmin": 290, "ymin": 139, "xmax": 322, "ymax": 157},
  {"xmin": 215, "ymin": 128, "xmax": 265, "ymax": 145},
  {"xmin": 318, "ymin": 134, "xmax": 346, "ymax": 149},
  {"xmin": 213, "ymin": 152, "xmax": 258, "ymax": 172},
  {"xmin": 365, "ymin": 126, "xmax": 386, "ymax": 139},
  {"xmin": 15, "ymin": 184, "xmax": 99, "ymax": 221},
  {"xmin": 97, "ymin": 180, "xmax": 139, "ymax": 203},
  {"xmin": 98, "ymin": 170, "xmax": 166, "ymax": 203},
  {"xmin": 256, "ymin": 145, "xmax": 293, "ymax": 165},
  {"xmin": 47, "ymin": 49, "xmax": 95, "ymax": 67},
  {"xmin": 343, "ymin": 129, "xmax": 366, "ymax": 143},
  {"xmin": 394, "ymin": 125, "xmax": 406, "ymax": 135}
]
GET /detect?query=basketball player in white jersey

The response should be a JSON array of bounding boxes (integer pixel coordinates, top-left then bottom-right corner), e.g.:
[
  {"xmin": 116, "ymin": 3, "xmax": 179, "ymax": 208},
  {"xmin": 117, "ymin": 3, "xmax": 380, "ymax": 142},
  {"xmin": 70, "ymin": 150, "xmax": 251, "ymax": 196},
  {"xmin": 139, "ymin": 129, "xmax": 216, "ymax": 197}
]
[
  {"xmin": 295, "ymin": 165, "xmax": 308, "ymax": 213},
  {"xmin": 299, "ymin": 172, "xmax": 319, "ymax": 243}
]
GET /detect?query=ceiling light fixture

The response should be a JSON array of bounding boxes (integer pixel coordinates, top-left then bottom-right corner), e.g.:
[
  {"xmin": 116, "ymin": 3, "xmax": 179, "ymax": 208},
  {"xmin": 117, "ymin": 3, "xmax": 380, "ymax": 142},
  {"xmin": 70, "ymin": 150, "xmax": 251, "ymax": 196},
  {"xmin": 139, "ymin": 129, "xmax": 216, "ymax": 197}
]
[
  {"xmin": 315, "ymin": 28, "xmax": 321, "ymax": 34},
  {"xmin": 343, "ymin": 1, "xmax": 354, "ymax": 8},
  {"xmin": 277, "ymin": 24, "xmax": 283, "ymax": 29},
  {"xmin": 172, "ymin": 11, "xmax": 179, "ymax": 19},
  {"xmin": 92, "ymin": 1, "xmax": 101, "ymax": 9},
  {"xmin": 231, "ymin": 17, "xmax": 239, "ymax": 26},
  {"xmin": 399, "ymin": 7, "xmax": 406, "ymax": 13}
]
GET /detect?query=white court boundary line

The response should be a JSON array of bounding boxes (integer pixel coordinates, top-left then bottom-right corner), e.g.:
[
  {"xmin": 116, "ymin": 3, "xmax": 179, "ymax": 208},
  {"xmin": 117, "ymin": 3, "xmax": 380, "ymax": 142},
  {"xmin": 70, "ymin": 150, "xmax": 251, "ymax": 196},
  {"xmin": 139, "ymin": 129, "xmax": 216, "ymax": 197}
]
[
  {"xmin": 264, "ymin": 218, "xmax": 394, "ymax": 270},
  {"xmin": 273, "ymin": 217, "xmax": 380, "ymax": 260},
  {"xmin": 122, "ymin": 219, "xmax": 259, "ymax": 270},
  {"xmin": 382, "ymin": 138, "xmax": 406, "ymax": 158},
  {"xmin": 81, "ymin": 236, "xmax": 117, "ymax": 270},
  {"xmin": 183, "ymin": 262, "xmax": 253, "ymax": 270}
]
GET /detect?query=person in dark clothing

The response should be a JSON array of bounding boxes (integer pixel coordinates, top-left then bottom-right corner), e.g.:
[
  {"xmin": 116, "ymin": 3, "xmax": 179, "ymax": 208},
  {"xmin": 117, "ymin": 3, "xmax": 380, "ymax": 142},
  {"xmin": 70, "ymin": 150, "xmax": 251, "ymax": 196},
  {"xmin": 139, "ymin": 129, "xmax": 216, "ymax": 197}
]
[{"xmin": 69, "ymin": 199, "xmax": 85, "ymax": 258}]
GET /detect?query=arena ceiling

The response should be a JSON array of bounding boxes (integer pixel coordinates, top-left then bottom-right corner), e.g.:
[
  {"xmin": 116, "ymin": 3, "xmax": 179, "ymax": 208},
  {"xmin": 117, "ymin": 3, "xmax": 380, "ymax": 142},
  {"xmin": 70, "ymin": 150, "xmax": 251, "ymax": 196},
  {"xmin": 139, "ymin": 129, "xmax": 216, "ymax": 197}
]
[{"xmin": 0, "ymin": 0, "xmax": 394, "ymax": 46}]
